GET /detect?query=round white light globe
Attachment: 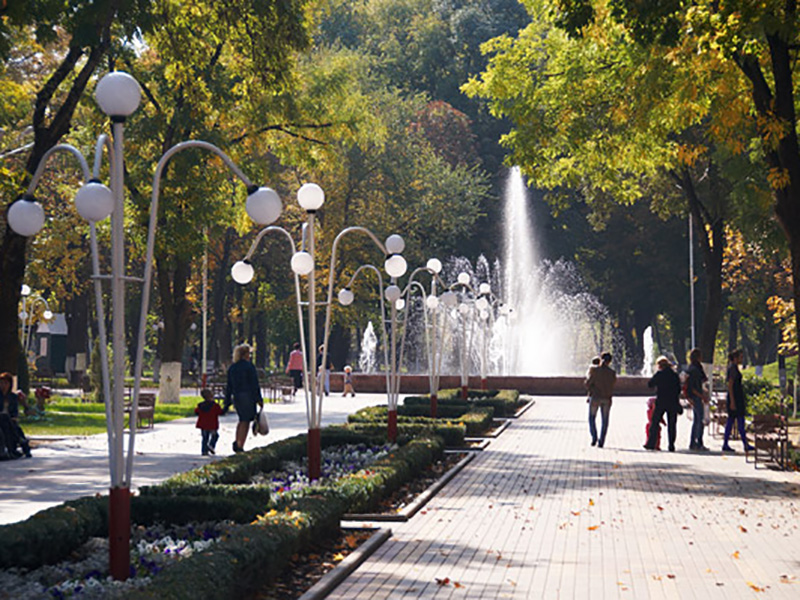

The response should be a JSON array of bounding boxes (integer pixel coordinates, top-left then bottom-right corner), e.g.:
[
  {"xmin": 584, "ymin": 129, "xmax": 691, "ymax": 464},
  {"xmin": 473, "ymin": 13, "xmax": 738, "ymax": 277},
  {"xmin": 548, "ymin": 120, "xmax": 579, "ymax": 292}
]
[
  {"xmin": 8, "ymin": 197, "xmax": 45, "ymax": 237},
  {"xmin": 479, "ymin": 282, "xmax": 491, "ymax": 295},
  {"xmin": 20, "ymin": 284, "xmax": 31, "ymax": 296},
  {"xmin": 95, "ymin": 71, "xmax": 141, "ymax": 117},
  {"xmin": 297, "ymin": 183, "xmax": 325, "ymax": 211},
  {"xmin": 426, "ymin": 258, "xmax": 442, "ymax": 274},
  {"xmin": 246, "ymin": 187, "xmax": 282, "ymax": 225},
  {"xmin": 425, "ymin": 295, "xmax": 440, "ymax": 310},
  {"xmin": 499, "ymin": 304, "xmax": 510, "ymax": 316},
  {"xmin": 385, "ymin": 234, "xmax": 405, "ymax": 254},
  {"xmin": 384, "ymin": 285, "xmax": 401, "ymax": 303},
  {"xmin": 441, "ymin": 291, "xmax": 457, "ymax": 307},
  {"xmin": 290, "ymin": 251, "xmax": 314, "ymax": 275},
  {"xmin": 19, "ymin": 311, "xmax": 28, "ymax": 321},
  {"xmin": 459, "ymin": 303, "xmax": 471, "ymax": 315},
  {"xmin": 457, "ymin": 272, "xmax": 470, "ymax": 285},
  {"xmin": 43, "ymin": 310, "xmax": 53, "ymax": 320},
  {"xmin": 395, "ymin": 298, "xmax": 406, "ymax": 311},
  {"xmin": 75, "ymin": 180, "xmax": 114, "ymax": 222},
  {"xmin": 231, "ymin": 260, "xmax": 254, "ymax": 285},
  {"xmin": 338, "ymin": 288, "xmax": 354, "ymax": 306},
  {"xmin": 384, "ymin": 254, "xmax": 407, "ymax": 278},
  {"xmin": 475, "ymin": 297, "xmax": 489, "ymax": 311},
  {"xmin": 479, "ymin": 309, "xmax": 489, "ymax": 320}
]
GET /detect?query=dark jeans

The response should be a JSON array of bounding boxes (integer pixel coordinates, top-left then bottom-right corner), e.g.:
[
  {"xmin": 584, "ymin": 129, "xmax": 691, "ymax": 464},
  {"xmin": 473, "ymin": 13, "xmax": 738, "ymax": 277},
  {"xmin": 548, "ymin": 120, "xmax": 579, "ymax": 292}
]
[
  {"xmin": 588, "ymin": 398, "xmax": 611, "ymax": 446},
  {"xmin": 646, "ymin": 407, "xmax": 677, "ymax": 450},
  {"xmin": 724, "ymin": 415, "xmax": 750, "ymax": 448},
  {"xmin": 201, "ymin": 429, "xmax": 219, "ymax": 455},
  {"xmin": 690, "ymin": 399, "xmax": 705, "ymax": 448}
]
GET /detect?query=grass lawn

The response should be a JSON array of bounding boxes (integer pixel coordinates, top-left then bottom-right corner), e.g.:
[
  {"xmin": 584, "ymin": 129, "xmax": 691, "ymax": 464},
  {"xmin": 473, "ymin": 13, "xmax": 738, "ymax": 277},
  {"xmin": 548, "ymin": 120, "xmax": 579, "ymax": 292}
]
[
  {"xmin": 20, "ymin": 395, "xmax": 202, "ymax": 436},
  {"xmin": 742, "ymin": 356, "xmax": 799, "ymax": 386}
]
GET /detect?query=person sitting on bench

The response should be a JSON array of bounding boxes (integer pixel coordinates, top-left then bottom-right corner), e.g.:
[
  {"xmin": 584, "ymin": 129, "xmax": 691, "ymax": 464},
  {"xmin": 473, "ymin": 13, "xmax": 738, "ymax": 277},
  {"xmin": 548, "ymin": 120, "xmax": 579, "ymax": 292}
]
[{"xmin": 0, "ymin": 372, "xmax": 32, "ymax": 458}]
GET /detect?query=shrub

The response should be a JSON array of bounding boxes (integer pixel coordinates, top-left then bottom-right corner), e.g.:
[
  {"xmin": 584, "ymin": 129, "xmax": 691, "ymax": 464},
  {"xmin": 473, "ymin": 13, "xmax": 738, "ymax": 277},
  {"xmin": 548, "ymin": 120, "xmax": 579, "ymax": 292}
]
[
  {"xmin": 749, "ymin": 388, "xmax": 786, "ymax": 416},
  {"xmin": 742, "ymin": 375, "xmax": 774, "ymax": 400}
]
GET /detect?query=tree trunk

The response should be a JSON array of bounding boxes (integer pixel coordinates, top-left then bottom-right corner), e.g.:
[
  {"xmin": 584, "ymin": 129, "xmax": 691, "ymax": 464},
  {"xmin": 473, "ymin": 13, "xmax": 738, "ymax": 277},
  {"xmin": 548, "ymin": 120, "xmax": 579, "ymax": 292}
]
[{"xmin": 727, "ymin": 310, "xmax": 739, "ymax": 354}]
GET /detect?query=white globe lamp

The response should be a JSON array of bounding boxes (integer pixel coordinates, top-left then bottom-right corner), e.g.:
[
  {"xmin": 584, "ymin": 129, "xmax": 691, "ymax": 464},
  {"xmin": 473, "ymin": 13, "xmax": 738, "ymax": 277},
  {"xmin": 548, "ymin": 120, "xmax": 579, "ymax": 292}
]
[
  {"xmin": 459, "ymin": 303, "xmax": 471, "ymax": 315},
  {"xmin": 231, "ymin": 260, "xmax": 254, "ymax": 285},
  {"xmin": 75, "ymin": 180, "xmax": 114, "ymax": 222},
  {"xmin": 20, "ymin": 285, "xmax": 31, "ymax": 296},
  {"xmin": 43, "ymin": 310, "xmax": 54, "ymax": 321},
  {"xmin": 246, "ymin": 187, "xmax": 282, "ymax": 225},
  {"xmin": 385, "ymin": 234, "xmax": 405, "ymax": 254},
  {"xmin": 395, "ymin": 298, "xmax": 406, "ymax": 310},
  {"xmin": 426, "ymin": 295, "xmax": 440, "ymax": 310},
  {"xmin": 290, "ymin": 251, "xmax": 314, "ymax": 275},
  {"xmin": 479, "ymin": 282, "xmax": 491, "ymax": 295},
  {"xmin": 297, "ymin": 183, "xmax": 325, "ymax": 211},
  {"xmin": 441, "ymin": 291, "xmax": 457, "ymax": 307},
  {"xmin": 384, "ymin": 285, "xmax": 401, "ymax": 303},
  {"xmin": 475, "ymin": 297, "xmax": 489, "ymax": 311},
  {"xmin": 338, "ymin": 288, "xmax": 354, "ymax": 306},
  {"xmin": 426, "ymin": 258, "xmax": 442, "ymax": 274},
  {"xmin": 8, "ymin": 196, "xmax": 45, "ymax": 237},
  {"xmin": 94, "ymin": 71, "xmax": 141, "ymax": 118},
  {"xmin": 457, "ymin": 272, "xmax": 470, "ymax": 285},
  {"xmin": 384, "ymin": 254, "xmax": 407, "ymax": 278}
]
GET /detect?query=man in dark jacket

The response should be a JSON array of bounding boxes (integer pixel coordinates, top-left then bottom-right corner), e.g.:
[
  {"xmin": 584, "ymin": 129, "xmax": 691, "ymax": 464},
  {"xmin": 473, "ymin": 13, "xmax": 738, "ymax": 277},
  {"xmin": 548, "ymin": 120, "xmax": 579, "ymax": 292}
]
[
  {"xmin": 644, "ymin": 356, "xmax": 682, "ymax": 452},
  {"xmin": 585, "ymin": 352, "xmax": 616, "ymax": 448}
]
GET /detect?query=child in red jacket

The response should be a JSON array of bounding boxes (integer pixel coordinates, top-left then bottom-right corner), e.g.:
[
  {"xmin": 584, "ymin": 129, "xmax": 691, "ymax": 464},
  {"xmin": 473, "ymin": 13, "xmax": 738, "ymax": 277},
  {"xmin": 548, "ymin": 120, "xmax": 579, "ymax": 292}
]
[{"xmin": 195, "ymin": 389, "xmax": 222, "ymax": 456}]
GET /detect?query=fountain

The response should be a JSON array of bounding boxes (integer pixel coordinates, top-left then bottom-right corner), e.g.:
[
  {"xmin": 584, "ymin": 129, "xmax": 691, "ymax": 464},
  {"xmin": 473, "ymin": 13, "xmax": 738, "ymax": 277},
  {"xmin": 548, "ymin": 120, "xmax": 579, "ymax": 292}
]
[
  {"xmin": 641, "ymin": 325, "xmax": 654, "ymax": 377},
  {"xmin": 358, "ymin": 321, "xmax": 378, "ymax": 373}
]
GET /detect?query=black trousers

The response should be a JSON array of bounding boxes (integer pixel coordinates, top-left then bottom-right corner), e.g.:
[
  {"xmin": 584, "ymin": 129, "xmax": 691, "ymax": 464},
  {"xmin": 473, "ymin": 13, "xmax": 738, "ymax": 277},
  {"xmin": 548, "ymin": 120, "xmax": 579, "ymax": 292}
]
[{"xmin": 646, "ymin": 406, "xmax": 677, "ymax": 450}]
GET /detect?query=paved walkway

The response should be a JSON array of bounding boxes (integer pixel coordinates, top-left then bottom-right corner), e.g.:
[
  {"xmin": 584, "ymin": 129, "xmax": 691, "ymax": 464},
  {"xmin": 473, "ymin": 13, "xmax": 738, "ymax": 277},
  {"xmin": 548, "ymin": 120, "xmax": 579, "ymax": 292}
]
[
  {"xmin": 0, "ymin": 393, "xmax": 384, "ymax": 525},
  {"xmin": 332, "ymin": 396, "xmax": 800, "ymax": 599}
]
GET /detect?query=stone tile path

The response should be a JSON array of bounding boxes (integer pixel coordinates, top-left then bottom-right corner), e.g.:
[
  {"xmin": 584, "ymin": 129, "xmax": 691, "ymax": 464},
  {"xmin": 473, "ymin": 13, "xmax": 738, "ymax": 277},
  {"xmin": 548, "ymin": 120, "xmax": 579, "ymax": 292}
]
[{"xmin": 331, "ymin": 396, "xmax": 800, "ymax": 599}]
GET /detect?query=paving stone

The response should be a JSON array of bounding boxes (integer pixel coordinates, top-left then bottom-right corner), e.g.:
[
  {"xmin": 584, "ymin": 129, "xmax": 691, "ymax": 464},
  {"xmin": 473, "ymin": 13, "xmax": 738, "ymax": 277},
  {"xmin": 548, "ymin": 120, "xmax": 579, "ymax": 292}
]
[{"xmin": 328, "ymin": 396, "xmax": 800, "ymax": 599}]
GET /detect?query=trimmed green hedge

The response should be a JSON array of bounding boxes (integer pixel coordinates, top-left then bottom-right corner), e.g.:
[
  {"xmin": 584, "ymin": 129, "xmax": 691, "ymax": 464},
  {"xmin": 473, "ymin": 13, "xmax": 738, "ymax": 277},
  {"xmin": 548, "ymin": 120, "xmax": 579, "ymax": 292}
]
[
  {"xmin": 403, "ymin": 389, "xmax": 521, "ymax": 417},
  {"xmin": 348, "ymin": 405, "xmax": 491, "ymax": 437},
  {"xmin": 125, "ymin": 436, "xmax": 444, "ymax": 598}
]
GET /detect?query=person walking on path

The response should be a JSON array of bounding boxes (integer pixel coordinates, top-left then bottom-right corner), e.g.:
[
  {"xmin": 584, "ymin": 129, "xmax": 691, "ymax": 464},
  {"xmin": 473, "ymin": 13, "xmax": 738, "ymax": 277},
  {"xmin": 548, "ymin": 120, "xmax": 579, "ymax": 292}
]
[
  {"xmin": 286, "ymin": 342, "xmax": 304, "ymax": 395},
  {"xmin": 644, "ymin": 356, "xmax": 681, "ymax": 452},
  {"xmin": 585, "ymin": 352, "xmax": 616, "ymax": 448},
  {"xmin": 195, "ymin": 388, "xmax": 222, "ymax": 456},
  {"xmin": 685, "ymin": 348, "xmax": 709, "ymax": 451},
  {"xmin": 342, "ymin": 365, "xmax": 356, "ymax": 397},
  {"xmin": 723, "ymin": 349, "xmax": 755, "ymax": 453},
  {"xmin": 224, "ymin": 344, "xmax": 263, "ymax": 453}
]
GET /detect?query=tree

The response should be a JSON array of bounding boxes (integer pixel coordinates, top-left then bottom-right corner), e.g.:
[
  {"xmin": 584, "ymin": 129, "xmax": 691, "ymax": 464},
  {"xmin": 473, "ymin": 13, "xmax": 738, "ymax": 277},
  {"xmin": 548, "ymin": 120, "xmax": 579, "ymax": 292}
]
[
  {"xmin": 541, "ymin": 0, "xmax": 800, "ymax": 375},
  {"xmin": 462, "ymin": 0, "xmax": 748, "ymax": 362},
  {"xmin": 0, "ymin": 1, "xmax": 154, "ymax": 376}
]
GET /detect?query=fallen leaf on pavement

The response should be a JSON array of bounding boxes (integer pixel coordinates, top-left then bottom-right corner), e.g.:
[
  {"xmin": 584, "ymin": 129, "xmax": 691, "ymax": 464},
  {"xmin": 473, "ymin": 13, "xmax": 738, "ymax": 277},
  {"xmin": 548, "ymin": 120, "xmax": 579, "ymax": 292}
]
[
  {"xmin": 739, "ymin": 525, "xmax": 747, "ymax": 533},
  {"xmin": 332, "ymin": 553, "xmax": 345, "ymax": 562},
  {"xmin": 666, "ymin": 574, "xmax": 676, "ymax": 579},
  {"xmin": 589, "ymin": 498, "xmax": 595, "ymax": 506},
  {"xmin": 732, "ymin": 551, "xmax": 740, "ymax": 559},
  {"xmin": 453, "ymin": 582, "xmax": 463, "ymax": 589},
  {"xmin": 588, "ymin": 525, "xmax": 600, "ymax": 531},
  {"xmin": 747, "ymin": 582, "xmax": 765, "ymax": 592},
  {"xmin": 435, "ymin": 577, "xmax": 450, "ymax": 586}
]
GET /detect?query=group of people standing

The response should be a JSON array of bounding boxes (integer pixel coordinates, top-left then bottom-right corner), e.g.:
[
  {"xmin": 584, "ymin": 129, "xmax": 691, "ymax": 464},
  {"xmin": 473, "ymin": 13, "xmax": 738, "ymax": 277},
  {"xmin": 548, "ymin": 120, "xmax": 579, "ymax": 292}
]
[{"xmin": 586, "ymin": 348, "xmax": 754, "ymax": 453}]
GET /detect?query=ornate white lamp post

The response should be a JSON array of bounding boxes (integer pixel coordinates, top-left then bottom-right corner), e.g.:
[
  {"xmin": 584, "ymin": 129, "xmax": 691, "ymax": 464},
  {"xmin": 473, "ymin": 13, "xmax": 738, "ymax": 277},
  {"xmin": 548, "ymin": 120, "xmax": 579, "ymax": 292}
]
[
  {"xmin": 234, "ymin": 184, "xmax": 406, "ymax": 477},
  {"xmin": 8, "ymin": 71, "xmax": 280, "ymax": 580},
  {"xmin": 18, "ymin": 288, "xmax": 53, "ymax": 360}
]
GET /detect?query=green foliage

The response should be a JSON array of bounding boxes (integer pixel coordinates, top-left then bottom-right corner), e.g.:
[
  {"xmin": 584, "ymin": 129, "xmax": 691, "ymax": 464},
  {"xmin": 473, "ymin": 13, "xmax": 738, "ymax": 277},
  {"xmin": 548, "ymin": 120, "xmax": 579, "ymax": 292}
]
[
  {"xmin": 749, "ymin": 388, "xmax": 786, "ymax": 417},
  {"xmin": 742, "ymin": 374, "xmax": 775, "ymax": 401}
]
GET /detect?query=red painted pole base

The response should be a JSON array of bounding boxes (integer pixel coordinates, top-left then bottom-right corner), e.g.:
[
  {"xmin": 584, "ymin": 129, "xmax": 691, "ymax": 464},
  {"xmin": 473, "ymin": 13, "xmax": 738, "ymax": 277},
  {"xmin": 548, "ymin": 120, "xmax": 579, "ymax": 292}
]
[
  {"xmin": 109, "ymin": 486, "xmax": 131, "ymax": 581},
  {"xmin": 430, "ymin": 393, "xmax": 438, "ymax": 419},
  {"xmin": 388, "ymin": 409, "xmax": 398, "ymax": 442},
  {"xmin": 461, "ymin": 385, "xmax": 468, "ymax": 400},
  {"xmin": 308, "ymin": 427, "xmax": 321, "ymax": 481},
  {"xmin": 481, "ymin": 378, "xmax": 488, "ymax": 390}
]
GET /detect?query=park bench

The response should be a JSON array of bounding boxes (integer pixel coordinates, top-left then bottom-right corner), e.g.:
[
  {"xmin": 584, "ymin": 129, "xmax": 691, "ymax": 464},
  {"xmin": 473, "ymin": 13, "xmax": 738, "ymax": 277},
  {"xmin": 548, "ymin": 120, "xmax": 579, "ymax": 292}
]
[
  {"xmin": 748, "ymin": 412, "xmax": 789, "ymax": 470},
  {"xmin": 268, "ymin": 375, "xmax": 296, "ymax": 403},
  {"xmin": 125, "ymin": 392, "xmax": 157, "ymax": 429}
]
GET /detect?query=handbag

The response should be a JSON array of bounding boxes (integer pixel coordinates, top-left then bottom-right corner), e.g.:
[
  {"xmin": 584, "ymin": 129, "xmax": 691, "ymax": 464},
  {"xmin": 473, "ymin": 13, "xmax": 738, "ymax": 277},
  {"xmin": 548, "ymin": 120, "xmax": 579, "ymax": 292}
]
[{"xmin": 252, "ymin": 408, "xmax": 270, "ymax": 436}]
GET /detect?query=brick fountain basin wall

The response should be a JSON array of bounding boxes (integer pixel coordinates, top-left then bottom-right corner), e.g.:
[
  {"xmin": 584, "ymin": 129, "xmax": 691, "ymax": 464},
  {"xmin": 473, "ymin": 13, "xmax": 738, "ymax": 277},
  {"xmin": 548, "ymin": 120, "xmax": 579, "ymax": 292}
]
[{"xmin": 327, "ymin": 374, "xmax": 650, "ymax": 396}]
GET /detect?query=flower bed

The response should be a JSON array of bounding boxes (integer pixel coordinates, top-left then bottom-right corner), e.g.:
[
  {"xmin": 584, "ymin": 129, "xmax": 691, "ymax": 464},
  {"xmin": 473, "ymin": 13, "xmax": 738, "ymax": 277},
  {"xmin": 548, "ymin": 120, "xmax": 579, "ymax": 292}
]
[
  {"xmin": 0, "ymin": 429, "xmax": 446, "ymax": 599},
  {"xmin": 403, "ymin": 389, "xmax": 521, "ymax": 417},
  {"xmin": 348, "ymin": 405, "xmax": 493, "ymax": 437}
]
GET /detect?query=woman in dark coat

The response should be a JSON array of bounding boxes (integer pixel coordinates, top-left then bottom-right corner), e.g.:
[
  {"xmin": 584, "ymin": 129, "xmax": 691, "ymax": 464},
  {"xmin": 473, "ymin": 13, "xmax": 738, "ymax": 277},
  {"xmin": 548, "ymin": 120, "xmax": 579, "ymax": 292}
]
[
  {"xmin": 644, "ymin": 356, "xmax": 681, "ymax": 452},
  {"xmin": 224, "ymin": 344, "xmax": 263, "ymax": 453},
  {"xmin": 722, "ymin": 349, "xmax": 754, "ymax": 452}
]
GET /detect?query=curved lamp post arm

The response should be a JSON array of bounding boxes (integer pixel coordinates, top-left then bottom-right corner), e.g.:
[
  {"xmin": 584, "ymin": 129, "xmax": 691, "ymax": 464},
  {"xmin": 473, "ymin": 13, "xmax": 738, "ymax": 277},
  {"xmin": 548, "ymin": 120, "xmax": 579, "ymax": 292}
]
[
  {"xmin": 238, "ymin": 226, "xmax": 311, "ymax": 413},
  {"xmin": 344, "ymin": 264, "xmax": 390, "ymax": 400},
  {"xmin": 127, "ymin": 140, "xmax": 259, "ymax": 485},
  {"xmin": 19, "ymin": 142, "xmax": 117, "ymax": 481},
  {"xmin": 395, "ymin": 280, "xmax": 429, "ymax": 399},
  {"xmin": 318, "ymin": 226, "xmax": 387, "ymax": 427}
]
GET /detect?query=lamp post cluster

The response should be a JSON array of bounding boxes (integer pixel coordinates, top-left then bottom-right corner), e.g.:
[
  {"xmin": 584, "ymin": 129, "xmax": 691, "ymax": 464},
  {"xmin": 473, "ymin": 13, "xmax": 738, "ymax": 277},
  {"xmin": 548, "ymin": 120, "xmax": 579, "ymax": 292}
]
[
  {"xmin": 18, "ymin": 284, "xmax": 53, "ymax": 361},
  {"xmin": 8, "ymin": 71, "xmax": 281, "ymax": 580},
  {"xmin": 232, "ymin": 187, "xmax": 407, "ymax": 475}
]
